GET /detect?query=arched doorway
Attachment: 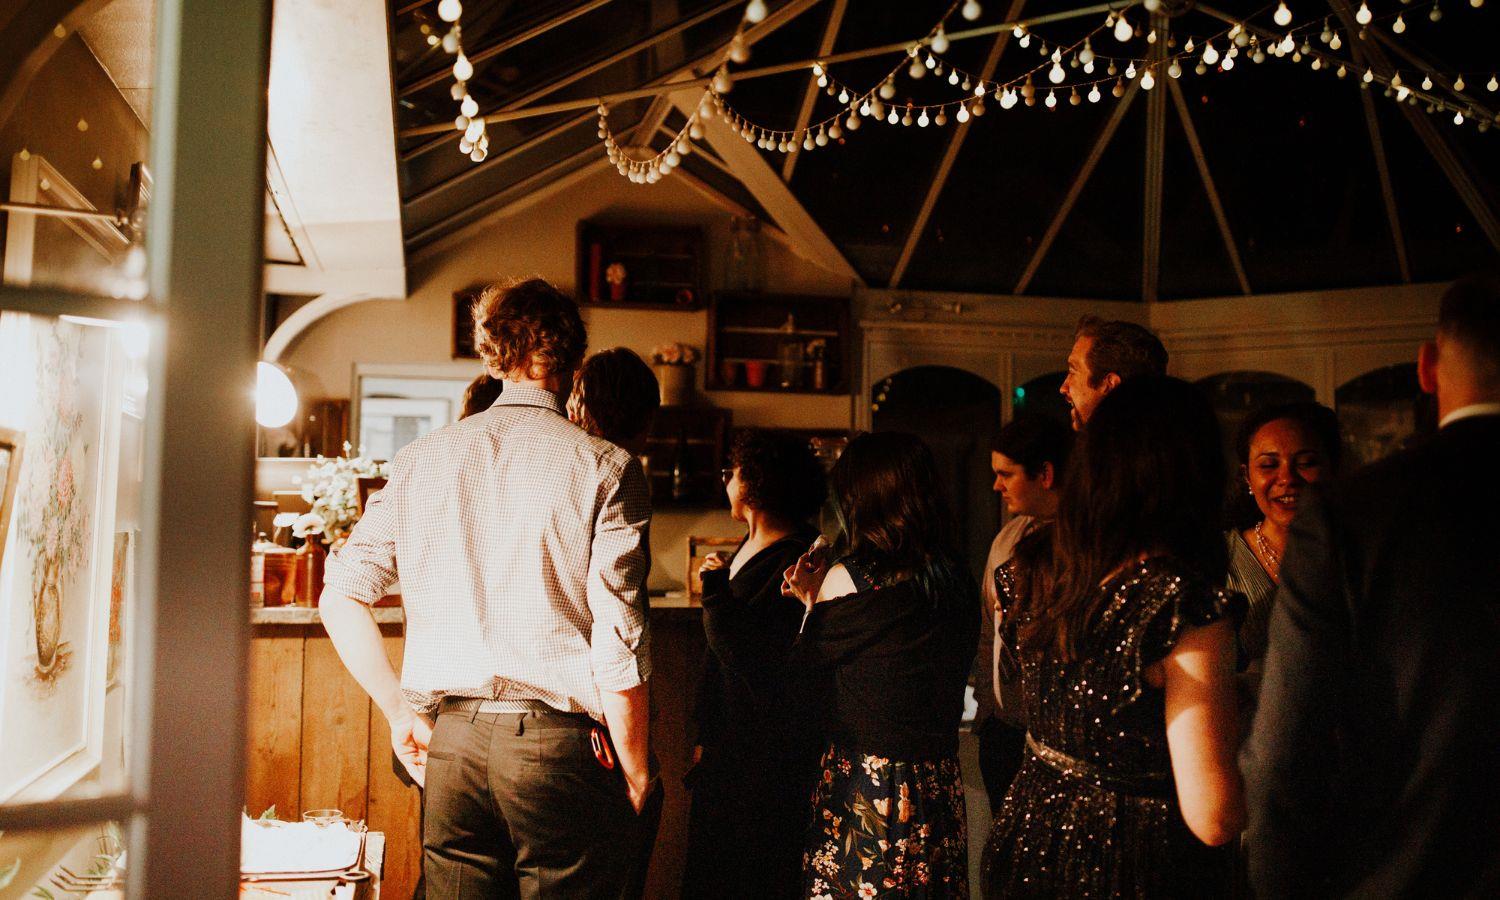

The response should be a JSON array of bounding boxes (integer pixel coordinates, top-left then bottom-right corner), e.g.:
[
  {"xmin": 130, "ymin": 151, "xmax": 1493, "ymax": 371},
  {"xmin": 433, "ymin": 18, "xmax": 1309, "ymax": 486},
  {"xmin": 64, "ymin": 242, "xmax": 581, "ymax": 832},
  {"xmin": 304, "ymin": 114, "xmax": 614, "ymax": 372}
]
[
  {"xmin": 1336, "ymin": 363, "xmax": 1436, "ymax": 466},
  {"xmin": 1012, "ymin": 372, "xmax": 1071, "ymax": 428},
  {"xmin": 871, "ymin": 366, "xmax": 1003, "ymax": 581}
]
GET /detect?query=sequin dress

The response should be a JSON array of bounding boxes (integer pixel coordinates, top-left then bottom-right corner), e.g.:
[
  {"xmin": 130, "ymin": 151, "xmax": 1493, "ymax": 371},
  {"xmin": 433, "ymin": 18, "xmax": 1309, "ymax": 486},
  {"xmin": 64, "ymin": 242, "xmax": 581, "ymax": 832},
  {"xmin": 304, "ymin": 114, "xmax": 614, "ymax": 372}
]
[{"xmin": 983, "ymin": 557, "xmax": 1245, "ymax": 898}]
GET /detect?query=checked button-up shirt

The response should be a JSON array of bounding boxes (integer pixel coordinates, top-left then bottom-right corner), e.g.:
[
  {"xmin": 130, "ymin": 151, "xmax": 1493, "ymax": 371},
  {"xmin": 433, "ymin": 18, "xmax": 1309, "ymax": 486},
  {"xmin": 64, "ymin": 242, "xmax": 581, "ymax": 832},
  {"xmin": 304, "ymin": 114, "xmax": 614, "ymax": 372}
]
[{"xmin": 324, "ymin": 384, "xmax": 652, "ymax": 721}]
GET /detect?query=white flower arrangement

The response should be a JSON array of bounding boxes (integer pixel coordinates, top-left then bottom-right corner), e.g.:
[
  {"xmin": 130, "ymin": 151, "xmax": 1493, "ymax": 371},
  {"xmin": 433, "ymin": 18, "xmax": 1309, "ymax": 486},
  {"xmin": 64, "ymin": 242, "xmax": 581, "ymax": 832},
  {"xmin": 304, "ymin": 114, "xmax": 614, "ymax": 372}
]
[
  {"xmin": 651, "ymin": 342, "xmax": 700, "ymax": 366},
  {"xmin": 291, "ymin": 444, "xmax": 387, "ymax": 549}
]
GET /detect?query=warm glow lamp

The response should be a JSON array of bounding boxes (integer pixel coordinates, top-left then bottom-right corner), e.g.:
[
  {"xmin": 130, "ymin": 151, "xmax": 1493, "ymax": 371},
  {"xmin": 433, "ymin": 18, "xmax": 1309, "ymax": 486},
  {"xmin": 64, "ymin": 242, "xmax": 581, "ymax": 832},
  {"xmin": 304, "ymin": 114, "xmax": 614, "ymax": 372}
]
[{"xmin": 256, "ymin": 361, "xmax": 298, "ymax": 428}]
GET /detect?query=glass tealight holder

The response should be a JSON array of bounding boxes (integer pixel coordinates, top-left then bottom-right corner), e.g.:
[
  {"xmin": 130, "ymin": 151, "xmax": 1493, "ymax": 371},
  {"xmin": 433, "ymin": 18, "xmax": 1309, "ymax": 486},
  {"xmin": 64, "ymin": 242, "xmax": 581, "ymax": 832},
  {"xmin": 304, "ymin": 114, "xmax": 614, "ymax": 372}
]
[{"xmin": 302, "ymin": 808, "xmax": 344, "ymax": 827}]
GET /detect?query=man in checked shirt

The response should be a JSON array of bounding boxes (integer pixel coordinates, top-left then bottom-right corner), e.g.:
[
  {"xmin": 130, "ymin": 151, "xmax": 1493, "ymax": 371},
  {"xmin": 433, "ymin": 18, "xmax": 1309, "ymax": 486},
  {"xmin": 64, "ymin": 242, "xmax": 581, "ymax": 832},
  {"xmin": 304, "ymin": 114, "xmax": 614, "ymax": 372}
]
[{"xmin": 320, "ymin": 278, "xmax": 657, "ymax": 898}]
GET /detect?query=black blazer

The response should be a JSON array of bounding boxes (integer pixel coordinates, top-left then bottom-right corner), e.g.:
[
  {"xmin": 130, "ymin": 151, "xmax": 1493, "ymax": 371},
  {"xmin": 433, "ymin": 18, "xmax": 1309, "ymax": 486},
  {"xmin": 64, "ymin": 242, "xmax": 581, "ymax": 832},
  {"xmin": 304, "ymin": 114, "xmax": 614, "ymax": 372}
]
[
  {"xmin": 690, "ymin": 528, "xmax": 822, "ymax": 771},
  {"xmin": 1243, "ymin": 414, "xmax": 1500, "ymax": 899}
]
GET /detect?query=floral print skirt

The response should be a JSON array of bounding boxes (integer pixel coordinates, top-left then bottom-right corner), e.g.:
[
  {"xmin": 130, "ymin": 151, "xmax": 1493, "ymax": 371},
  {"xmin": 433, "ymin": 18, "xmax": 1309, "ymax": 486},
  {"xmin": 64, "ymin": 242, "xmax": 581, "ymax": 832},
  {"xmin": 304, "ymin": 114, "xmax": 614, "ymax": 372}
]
[{"xmin": 802, "ymin": 744, "xmax": 969, "ymax": 899}]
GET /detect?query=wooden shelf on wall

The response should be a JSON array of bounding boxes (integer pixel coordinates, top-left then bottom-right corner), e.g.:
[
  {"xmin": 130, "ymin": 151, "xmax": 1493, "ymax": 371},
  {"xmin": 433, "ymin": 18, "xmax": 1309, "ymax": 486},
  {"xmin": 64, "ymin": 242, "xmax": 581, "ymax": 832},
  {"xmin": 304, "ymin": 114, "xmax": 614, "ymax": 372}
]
[
  {"xmin": 576, "ymin": 220, "xmax": 706, "ymax": 310},
  {"xmin": 640, "ymin": 406, "xmax": 731, "ymax": 510},
  {"xmin": 707, "ymin": 291, "xmax": 851, "ymax": 395}
]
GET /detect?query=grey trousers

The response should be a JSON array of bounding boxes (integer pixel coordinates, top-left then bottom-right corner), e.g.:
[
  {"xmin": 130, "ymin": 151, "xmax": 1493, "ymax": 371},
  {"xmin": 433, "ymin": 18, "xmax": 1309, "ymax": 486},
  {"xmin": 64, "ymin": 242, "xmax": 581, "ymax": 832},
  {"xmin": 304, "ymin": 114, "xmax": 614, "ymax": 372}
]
[{"xmin": 423, "ymin": 707, "xmax": 661, "ymax": 899}]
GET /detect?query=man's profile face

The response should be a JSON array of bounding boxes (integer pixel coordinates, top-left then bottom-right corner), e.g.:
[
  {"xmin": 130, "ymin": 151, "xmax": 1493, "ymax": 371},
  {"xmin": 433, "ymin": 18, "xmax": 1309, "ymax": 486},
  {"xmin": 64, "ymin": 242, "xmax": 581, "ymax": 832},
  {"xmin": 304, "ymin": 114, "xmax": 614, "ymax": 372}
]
[{"xmin": 1060, "ymin": 336, "xmax": 1110, "ymax": 430}]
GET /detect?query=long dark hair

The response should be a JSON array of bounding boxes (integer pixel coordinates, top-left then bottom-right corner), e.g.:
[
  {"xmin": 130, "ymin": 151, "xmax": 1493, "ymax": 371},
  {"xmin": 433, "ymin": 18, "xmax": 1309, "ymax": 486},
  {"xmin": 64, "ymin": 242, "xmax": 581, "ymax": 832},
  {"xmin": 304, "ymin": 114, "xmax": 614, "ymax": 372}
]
[
  {"xmin": 1017, "ymin": 376, "xmax": 1227, "ymax": 658},
  {"xmin": 830, "ymin": 431, "xmax": 970, "ymax": 599}
]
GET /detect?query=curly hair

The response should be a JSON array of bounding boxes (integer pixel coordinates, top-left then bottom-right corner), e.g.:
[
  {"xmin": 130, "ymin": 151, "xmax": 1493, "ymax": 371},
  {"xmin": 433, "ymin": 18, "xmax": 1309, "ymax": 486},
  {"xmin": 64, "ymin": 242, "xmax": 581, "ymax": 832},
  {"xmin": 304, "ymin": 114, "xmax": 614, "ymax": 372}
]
[
  {"xmin": 471, "ymin": 278, "xmax": 587, "ymax": 380},
  {"xmin": 729, "ymin": 429, "xmax": 827, "ymax": 524},
  {"xmin": 1226, "ymin": 400, "xmax": 1342, "ymax": 529},
  {"xmin": 567, "ymin": 348, "xmax": 661, "ymax": 445}
]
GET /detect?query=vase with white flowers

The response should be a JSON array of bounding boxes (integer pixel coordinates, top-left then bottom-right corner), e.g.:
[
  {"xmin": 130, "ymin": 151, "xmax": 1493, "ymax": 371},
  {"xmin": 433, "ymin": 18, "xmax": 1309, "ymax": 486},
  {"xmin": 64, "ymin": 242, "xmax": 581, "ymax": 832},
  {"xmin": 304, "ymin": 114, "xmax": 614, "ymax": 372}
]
[
  {"xmin": 278, "ymin": 446, "xmax": 388, "ymax": 604},
  {"xmin": 651, "ymin": 342, "xmax": 700, "ymax": 407}
]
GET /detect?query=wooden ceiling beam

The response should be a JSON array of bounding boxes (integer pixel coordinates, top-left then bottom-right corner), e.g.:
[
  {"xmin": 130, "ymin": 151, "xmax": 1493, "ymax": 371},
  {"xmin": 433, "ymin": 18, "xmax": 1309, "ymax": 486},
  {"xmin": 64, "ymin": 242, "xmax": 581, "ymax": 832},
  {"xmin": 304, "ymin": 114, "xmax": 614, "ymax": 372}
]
[{"xmin": 780, "ymin": 0, "xmax": 850, "ymax": 183}]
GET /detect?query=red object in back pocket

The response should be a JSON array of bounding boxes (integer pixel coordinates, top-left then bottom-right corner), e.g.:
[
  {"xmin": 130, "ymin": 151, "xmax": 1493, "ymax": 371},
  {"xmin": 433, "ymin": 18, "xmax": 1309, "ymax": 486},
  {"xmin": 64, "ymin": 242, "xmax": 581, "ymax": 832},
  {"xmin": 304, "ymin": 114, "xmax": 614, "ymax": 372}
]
[{"xmin": 590, "ymin": 727, "xmax": 616, "ymax": 770}]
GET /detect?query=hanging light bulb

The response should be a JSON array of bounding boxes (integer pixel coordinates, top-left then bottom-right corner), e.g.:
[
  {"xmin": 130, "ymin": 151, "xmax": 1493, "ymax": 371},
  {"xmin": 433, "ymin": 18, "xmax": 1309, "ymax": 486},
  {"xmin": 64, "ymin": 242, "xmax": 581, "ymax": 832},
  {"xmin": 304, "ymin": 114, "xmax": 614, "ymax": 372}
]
[
  {"xmin": 1089, "ymin": 84, "xmax": 1102, "ymax": 102},
  {"xmin": 453, "ymin": 52, "xmax": 473, "ymax": 82},
  {"xmin": 455, "ymin": 114, "xmax": 470, "ymax": 131},
  {"xmin": 971, "ymin": 97, "xmax": 986, "ymax": 115},
  {"xmin": 1422, "ymin": 74, "xmax": 1434, "ymax": 90},
  {"xmin": 838, "ymin": 88, "xmax": 850, "ymax": 104},
  {"xmin": 1045, "ymin": 90, "xmax": 1058, "ymax": 108},
  {"xmin": 1018, "ymin": 33, "xmax": 1032, "ymax": 49},
  {"xmin": 1125, "ymin": 62, "xmax": 1137, "ymax": 79},
  {"xmin": 932, "ymin": 25, "xmax": 950, "ymax": 54},
  {"xmin": 1429, "ymin": 2, "xmax": 1443, "ymax": 21},
  {"xmin": 828, "ymin": 121, "xmax": 843, "ymax": 139},
  {"xmin": 917, "ymin": 109, "xmax": 930, "ymax": 126},
  {"xmin": 1396, "ymin": 84, "xmax": 1411, "ymax": 100},
  {"xmin": 460, "ymin": 93, "xmax": 478, "ymax": 118},
  {"xmin": 713, "ymin": 67, "xmax": 733, "ymax": 93},
  {"xmin": 460, "ymin": 135, "xmax": 474, "ymax": 153},
  {"xmin": 1488, "ymin": 74, "xmax": 1498, "ymax": 92},
  {"xmin": 949, "ymin": 69, "xmax": 961, "ymax": 85},
  {"xmin": 1253, "ymin": 48, "xmax": 1267, "ymax": 63},
  {"xmin": 1168, "ymin": 59, "xmax": 1183, "ymax": 78},
  {"xmin": 255, "ymin": 362, "xmax": 299, "ymax": 428},
  {"xmin": 1079, "ymin": 40, "xmax": 1095, "ymax": 66},
  {"xmin": 845, "ymin": 112, "xmax": 861, "ymax": 130},
  {"xmin": 1185, "ymin": 37, "xmax": 1195, "ymax": 53},
  {"xmin": 887, "ymin": 108, "xmax": 900, "ymax": 124},
  {"xmin": 438, "ymin": 0, "xmax": 462, "ymax": 23},
  {"xmin": 729, "ymin": 32, "xmax": 750, "ymax": 64},
  {"xmin": 745, "ymin": 0, "xmax": 768, "ymax": 23},
  {"xmin": 1280, "ymin": 34, "xmax": 1296, "ymax": 54},
  {"xmin": 1141, "ymin": 68, "xmax": 1156, "ymax": 89},
  {"xmin": 1084, "ymin": 60, "xmax": 1095, "ymax": 74},
  {"xmin": 962, "ymin": 0, "xmax": 983, "ymax": 21},
  {"xmin": 1222, "ymin": 55, "xmax": 1235, "ymax": 70},
  {"xmin": 1000, "ymin": 88, "xmax": 1019, "ymax": 109},
  {"xmin": 1329, "ymin": 32, "xmax": 1342, "ymax": 50},
  {"xmin": 925, "ymin": 53, "xmax": 937, "ymax": 70},
  {"xmin": 1274, "ymin": 1, "xmax": 1293, "ymax": 26},
  {"xmin": 956, "ymin": 103, "xmax": 971, "ymax": 123},
  {"xmin": 909, "ymin": 58, "xmax": 926, "ymax": 79},
  {"xmin": 442, "ymin": 27, "xmax": 460, "ymax": 54},
  {"xmin": 1203, "ymin": 42, "xmax": 1220, "ymax": 66},
  {"xmin": 1355, "ymin": 1, "xmax": 1373, "ymax": 24},
  {"xmin": 1049, "ymin": 62, "xmax": 1066, "ymax": 84},
  {"xmin": 1114, "ymin": 13, "xmax": 1134, "ymax": 42},
  {"xmin": 1455, "ymin": 74, "xmax": 1467, "ymax": 91},
  {"xmin": 880, "ymin": 78, "xmax": 897, "ymax": 100},
  {"xmin": 1393, "ymin": 14, "xmax": 1407, "ymax": 32},
  {"xmin": 1363, "ymin": 67, "xmax": 1375, "ymax": 83},
  {"xmin": 1336, "ymin": 64, "xmax": 1347, "ymax": 78},
  {"xmin": 1112, "ymin": 78, "xmax": 1125, "ymax": 97},
  {"xmin": 935, "ymin": 109, "xmax": 949, "ymax": 125},
  {"xmin": 1454, "ymin": 110, "xmax": 1465, "ymax": 125}
]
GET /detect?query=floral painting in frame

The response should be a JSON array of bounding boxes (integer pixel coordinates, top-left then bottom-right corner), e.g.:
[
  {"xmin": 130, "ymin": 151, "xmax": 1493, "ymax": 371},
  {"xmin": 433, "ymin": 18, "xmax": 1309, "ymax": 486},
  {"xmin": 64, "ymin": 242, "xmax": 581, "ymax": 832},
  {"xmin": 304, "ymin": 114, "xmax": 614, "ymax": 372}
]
[{"xmin": 0, "ymin": 313, "xmax": 123, "ymax": 804}]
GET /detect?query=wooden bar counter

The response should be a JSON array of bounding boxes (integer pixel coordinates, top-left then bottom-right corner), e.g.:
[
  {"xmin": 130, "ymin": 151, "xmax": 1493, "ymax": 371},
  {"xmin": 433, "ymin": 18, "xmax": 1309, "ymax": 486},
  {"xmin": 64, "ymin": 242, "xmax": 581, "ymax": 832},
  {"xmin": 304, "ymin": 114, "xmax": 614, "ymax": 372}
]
[{"xmin": 247, "ymin": 599, "xmax": 705, "ymax": 900}]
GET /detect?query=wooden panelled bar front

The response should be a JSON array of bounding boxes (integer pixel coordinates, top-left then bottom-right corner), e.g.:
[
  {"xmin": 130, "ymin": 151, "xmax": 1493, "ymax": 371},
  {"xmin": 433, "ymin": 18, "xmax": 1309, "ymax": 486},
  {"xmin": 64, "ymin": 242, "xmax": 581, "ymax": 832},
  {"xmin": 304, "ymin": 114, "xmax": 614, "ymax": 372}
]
[{"xmin": 247, "ymin": 604, "xmax": 705, "ymax": 900}]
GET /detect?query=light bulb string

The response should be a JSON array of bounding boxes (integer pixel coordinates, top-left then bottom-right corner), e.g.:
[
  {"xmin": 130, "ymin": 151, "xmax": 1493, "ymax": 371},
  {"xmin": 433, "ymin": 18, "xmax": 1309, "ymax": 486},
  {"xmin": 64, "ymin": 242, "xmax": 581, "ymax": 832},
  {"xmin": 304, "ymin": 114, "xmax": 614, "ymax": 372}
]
[
  {"xmin": 596, "ymin": 0, "xmax": 1494, "ymax": 179},
  {"xmin": 708, "ymin": 0, "xmax": 1492, "ymax": 143}
]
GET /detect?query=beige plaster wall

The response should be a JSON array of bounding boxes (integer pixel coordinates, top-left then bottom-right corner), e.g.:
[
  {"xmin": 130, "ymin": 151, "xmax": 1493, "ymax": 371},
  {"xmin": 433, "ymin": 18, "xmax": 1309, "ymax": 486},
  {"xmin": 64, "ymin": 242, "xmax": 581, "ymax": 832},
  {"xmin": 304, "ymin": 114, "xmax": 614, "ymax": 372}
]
[{"xmin": 278, "ymin": 166, "xmax": 858, "ymax": 590}]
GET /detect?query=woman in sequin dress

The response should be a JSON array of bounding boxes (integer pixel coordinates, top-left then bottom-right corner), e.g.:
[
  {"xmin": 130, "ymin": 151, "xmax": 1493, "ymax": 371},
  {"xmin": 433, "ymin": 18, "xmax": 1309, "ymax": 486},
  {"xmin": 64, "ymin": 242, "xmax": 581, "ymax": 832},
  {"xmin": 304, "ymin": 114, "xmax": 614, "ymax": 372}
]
[
  {"xmin": 783, "ymin": 432, "xmax": 980, "ymax": 899},
  {"xmin": 984, "ymin": 376, "xmax": 1247, "ymax": 898}
]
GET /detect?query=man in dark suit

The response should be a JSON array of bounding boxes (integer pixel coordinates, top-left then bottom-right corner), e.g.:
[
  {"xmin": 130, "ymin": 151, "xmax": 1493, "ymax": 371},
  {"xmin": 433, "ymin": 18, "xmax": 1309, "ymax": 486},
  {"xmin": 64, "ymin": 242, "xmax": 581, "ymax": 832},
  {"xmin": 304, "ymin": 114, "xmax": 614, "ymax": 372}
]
[{"xmin": 1243, "ymin": 273, "xmax": 1500, "ymax": 898}]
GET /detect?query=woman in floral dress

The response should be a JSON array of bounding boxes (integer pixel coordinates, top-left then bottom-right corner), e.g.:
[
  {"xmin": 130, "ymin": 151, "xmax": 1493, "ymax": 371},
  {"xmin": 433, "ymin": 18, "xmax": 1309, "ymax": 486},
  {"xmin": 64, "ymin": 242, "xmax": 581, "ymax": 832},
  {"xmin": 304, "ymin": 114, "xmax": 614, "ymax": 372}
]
[{"xmin": 783, "ymin": 431, "xmax": 980, "ymax": 898}]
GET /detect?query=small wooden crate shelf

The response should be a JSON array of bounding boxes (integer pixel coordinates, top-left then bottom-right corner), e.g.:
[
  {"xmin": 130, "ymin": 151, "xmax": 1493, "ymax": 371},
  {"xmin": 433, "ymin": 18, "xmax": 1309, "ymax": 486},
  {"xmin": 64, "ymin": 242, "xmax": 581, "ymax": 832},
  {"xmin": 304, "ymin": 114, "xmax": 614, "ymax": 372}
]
[
  {"xmin": 576, "ymin": 220, "xmax": 705, "ymax": 310},
  {"xmin": 640, "ymin": 406, "xmax": 732, "ymax": 509},
  {"xmin": 708, "ymin": 292, "xmax": 850, "ymax": 394}
]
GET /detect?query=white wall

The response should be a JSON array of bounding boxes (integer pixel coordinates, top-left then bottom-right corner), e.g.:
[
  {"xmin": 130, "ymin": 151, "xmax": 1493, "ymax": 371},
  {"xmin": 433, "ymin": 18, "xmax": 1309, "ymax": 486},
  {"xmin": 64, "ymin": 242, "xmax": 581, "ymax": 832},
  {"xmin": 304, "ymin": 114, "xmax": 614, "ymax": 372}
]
[{"xmin": 278, "ymin": 166, "xmax": 856, "ymax": 590}]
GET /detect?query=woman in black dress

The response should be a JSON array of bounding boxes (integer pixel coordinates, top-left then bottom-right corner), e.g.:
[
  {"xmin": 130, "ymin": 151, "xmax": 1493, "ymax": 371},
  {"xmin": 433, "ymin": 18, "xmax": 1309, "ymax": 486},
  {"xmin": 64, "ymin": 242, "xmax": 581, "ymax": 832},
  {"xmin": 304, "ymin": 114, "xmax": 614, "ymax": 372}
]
[
  {"xmin": 681, "ymin": 429, "xmax": 828, "ymax": 899},
  {"xmin": 984, "ymin": 376, "xmax": 1247, "ymax": 898},
  {"xmin": 783, "ymin": 431, "xmax": 979, "ymax": 899}
]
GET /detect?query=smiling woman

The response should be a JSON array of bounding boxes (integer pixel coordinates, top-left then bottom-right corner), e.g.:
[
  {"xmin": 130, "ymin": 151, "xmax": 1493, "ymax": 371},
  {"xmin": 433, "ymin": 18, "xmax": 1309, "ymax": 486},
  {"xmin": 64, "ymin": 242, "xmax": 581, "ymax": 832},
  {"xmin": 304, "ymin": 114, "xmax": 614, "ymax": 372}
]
[{"xmin": 1226, "ymin": 400, "xmax": 1343, "ymax": 681}]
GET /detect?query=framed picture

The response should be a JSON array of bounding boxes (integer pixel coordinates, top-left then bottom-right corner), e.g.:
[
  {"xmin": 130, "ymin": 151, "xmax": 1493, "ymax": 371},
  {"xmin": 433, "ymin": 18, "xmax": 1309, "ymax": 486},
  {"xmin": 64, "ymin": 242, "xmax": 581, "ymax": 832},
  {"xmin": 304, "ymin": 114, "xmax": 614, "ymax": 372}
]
[
  {"xmin": 684, "ymin": 536, "xmax": 741, "ymax": 604},
  {"xmin": 453, "ymin": 289, "xmax": 481, "ymax": 360},
  {"xmin": 3, "ymin": 152, "xmax": 131, "ymax": 297},
  {"xmin": 0, "ymin": 427, "xmax": 22, "ymax": 573},
  {"xmin": 357, "ymin": 396, "xmax": 454, "ymax": 461},
  {"xmin": 0, "ymin": 313, "xmax": 125, "ymax": 804}
]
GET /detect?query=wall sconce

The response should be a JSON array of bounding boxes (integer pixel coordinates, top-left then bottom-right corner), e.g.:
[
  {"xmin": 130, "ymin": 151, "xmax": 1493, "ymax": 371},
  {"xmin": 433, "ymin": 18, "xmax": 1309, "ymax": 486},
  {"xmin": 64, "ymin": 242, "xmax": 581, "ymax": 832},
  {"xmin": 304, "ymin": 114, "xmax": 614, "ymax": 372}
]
[{"xmin": 255, "ymin": 361, "xmax": 299, "ymax": 428}]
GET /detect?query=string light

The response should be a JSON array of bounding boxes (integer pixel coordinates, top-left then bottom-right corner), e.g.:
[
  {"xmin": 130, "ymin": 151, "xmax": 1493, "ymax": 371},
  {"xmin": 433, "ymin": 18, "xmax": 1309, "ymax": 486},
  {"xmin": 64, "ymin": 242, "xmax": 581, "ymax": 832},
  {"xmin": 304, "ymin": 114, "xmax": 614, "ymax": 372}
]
[
  {"xmin": 437, "ymin": 0, "xmax": 462, "ymax": 22},
  {"xmin": 1274, "ymin": 1, "xmax": 1293, "ymax": 26},
  {"xmin": 745, "ymin": 0, "xmax": 767, "ymax": 23},
  {"xmin": 1113, "ymin": 12, "xmax": 1134, "ymax": 42},
  {"xmin": 1355, "ymin": 1, "xmax": 1373, "ymax": 25},
  {"xmin": 962, "ymin": 0, "xmax": 983, "ymax": 21}
]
